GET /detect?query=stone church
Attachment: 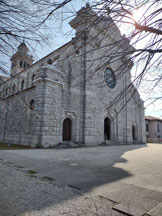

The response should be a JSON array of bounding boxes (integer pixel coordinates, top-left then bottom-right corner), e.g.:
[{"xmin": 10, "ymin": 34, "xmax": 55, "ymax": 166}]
[{"xmin": 0, "ymin": 4, "xmax": 146, "ymax": 147}]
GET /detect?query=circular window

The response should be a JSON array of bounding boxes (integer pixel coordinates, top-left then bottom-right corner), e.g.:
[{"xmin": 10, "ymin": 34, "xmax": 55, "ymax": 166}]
[{"xmin": 104, "ymin": 68, "xmax": 116, "ymax": 89}]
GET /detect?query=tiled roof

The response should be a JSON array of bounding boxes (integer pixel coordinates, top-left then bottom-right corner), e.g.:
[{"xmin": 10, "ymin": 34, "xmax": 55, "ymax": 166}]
[
  {"xmin": 145, "ymin": 116, "xmax": 162, "ymax": 121},
  {"xmin": 0, "ymin": 75, "xmax": 9, "ymax": 79}
]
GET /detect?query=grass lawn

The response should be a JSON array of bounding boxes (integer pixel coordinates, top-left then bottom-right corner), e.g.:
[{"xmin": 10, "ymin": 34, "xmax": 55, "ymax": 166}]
[{"xmin": 0, "ymin": 143, "xmax": 32, "ymax": 150}]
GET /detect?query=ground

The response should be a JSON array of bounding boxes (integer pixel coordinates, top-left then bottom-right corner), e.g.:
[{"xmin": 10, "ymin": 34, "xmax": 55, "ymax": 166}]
[{"xmin": 0, "ymin": 144, "xmax": 162, "ymax": 216}]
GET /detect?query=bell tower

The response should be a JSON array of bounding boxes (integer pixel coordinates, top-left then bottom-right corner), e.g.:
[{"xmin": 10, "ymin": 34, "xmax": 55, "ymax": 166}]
[{"xmin": 10, "ymin": 41, "xmax": 34, "ymax": 76}]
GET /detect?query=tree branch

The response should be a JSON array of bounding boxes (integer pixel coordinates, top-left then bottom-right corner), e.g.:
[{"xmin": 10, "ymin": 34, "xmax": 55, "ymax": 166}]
[{"xmin": 135, "ymin": 22, "xmax": 162, "ymax": 35}]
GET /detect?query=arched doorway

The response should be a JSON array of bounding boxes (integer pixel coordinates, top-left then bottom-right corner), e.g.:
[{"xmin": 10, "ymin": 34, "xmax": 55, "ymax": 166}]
[
  {"xmin": 132, "ymin": 125, "xmax": 136, "ymax": 140},
  {"xmin": 62, "ymin": 118, "xmax": 72, "ymax": 141},
  {"xmin": 104, "ymin": 117, "xmax": 111, "ymax": 140}
]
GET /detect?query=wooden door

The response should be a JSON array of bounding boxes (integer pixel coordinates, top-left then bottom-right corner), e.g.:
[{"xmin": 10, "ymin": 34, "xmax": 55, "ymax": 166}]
[{"xmin": 63, "ymin": 118, "xmax": 72, "ymax": 141}]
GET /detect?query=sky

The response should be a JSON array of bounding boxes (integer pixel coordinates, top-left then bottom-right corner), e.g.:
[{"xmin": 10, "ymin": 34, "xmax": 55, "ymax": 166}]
[{"xmin": 1, "ymin": 0, "xmax": 161, "ymax": 118}]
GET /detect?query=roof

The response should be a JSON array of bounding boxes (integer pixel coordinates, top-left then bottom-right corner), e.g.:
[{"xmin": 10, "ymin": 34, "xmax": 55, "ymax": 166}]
[
  {"xmin": 28, "ymin": 41, "xmax": 71, "ymax": 69},
  {"xmin": 19, "ymin": 42, "xmax": 27, "ymax": 47},
  {"xmin": 0, "ymin": 75, "xmax": 9, "ymax": 80},
  {"xmin": 145, "ymin": 116, "xmax": 162, "ymax": 121}
]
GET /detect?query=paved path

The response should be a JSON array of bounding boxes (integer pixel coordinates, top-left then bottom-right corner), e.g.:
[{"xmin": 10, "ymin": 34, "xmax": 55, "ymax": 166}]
[{"xmin": 0, "ymin": 144, "xmax": 162, "ymax": 215}]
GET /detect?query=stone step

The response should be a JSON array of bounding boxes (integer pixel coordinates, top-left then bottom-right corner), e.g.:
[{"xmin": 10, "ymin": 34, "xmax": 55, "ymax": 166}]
[
  {"xmin": 99, "ymin": 140, "xmax": 118, "ymax": 146},
  {"xmin": 54, "ymin": 142, "xmax": 85, "ymax": 149}
]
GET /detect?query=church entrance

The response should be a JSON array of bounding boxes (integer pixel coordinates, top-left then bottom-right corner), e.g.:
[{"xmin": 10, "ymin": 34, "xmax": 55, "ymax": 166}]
[
  {"xmin": 62, "ymin": 118, "xmax": 72, "ymax": 141},
  {"xmin": 132, "ymin": 125, "xmax": 136, "ymax": 141},
  {"xmin": 104, "ymin": 117, "xmax": 111, "ymax": 140}
]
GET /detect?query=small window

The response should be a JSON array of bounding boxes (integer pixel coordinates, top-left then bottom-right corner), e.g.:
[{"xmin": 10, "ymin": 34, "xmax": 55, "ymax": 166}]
[
  {"xmin": 47, "ymin": 59, "xmax": 52, "ymax": 64},
  {"xmin": 2, "ymin": 88, "xmax": 5, "ymax": 98},
  {"xmin": 5, "ymin": 88, "xmax": 8, "ymax": 96},
  {"xmin": 75, "ymin": 50, "xmax": 80, "ymax": 56},
  {"xmin": 24, "ymin": 62, "xmax": 26, "ymax": 69},
  {"xmin": 157, "ymin": 124, "xmax": 160, "ymax": 132},
  {"xmin": 11, "ymin": 62, "xmax": 15, "ymax": 69},
  {"xmin": 21, "ymin": 80, "xmax": 24, "ymax": 90},
  {"xmin": 27, "ymin": 64, "xmax": 30, "ymax": 68},
  {"xmin": 29, "ymin": 99, "xmax": 34, "ymax": 110},
  {"xmin": 146, "ymin": 124, "xmax": 149, "ymax": 132},
  {"xmin": 20, "ymin": 61, "xmax": 23, "ymax": 67},
  {"xmin": 32, "ymin": 74, "xmax": 35, "ymax": 86},
  {"xmin": 13, "ymin": 84, "xmax": 16, "ymax": 94}
]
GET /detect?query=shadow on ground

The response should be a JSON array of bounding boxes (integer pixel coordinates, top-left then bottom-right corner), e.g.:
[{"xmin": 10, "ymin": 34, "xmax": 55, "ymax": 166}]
[{"xmin": 0, "ymin": 144, "xmax": 148, "ymax": 215}]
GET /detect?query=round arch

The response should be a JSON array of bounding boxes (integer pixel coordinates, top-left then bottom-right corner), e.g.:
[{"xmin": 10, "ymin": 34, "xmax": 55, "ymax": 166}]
[
  {"xmin": 132, "ymin": 123, "xmax": 138, "ymax": 141},
  {"xmin": 104, "ymin": 117, "xmax": 111, "ymax": 140},
  {"xmin": 62, "ymin": 118, "xmax": 72, "ymax": 141}
]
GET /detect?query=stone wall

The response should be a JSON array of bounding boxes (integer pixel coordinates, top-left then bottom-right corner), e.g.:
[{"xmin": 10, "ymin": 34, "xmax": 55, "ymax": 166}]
[
  {"xmin": 0, "ymin": 5, "xmax": 146, "ymax": 147},
  {"xmin": 0, "ymin": 88, "xmax": 35, "ymax": 146}
]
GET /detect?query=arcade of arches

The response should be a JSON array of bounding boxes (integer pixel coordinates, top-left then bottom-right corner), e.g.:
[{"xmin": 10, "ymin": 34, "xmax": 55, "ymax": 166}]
[{"xmin": 62, "ymin": 117, "xmax": 138, "ymax": 142}]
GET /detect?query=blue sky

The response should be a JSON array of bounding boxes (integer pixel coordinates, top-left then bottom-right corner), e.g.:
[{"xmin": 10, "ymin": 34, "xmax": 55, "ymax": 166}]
[{"xmin": 1, "ymin": 1, "xmax": 161, "ymax": 118}]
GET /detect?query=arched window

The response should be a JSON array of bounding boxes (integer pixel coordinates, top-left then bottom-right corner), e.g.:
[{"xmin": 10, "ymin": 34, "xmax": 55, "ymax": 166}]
[
  {"xmin": 2, "ymin": 88, "xmax": 5, "ymax": 98},
  {"xmin": 47, "ymin": 59, "xmax": 52, "ymax": 64},
  {"xmin": 20, "ymin": 61, "xmax": 23, "ymax": 67},
  {"xmin": 21, "ymin": 80, "xmax": 24, "ymax": 90},
  {"xmin": 5, "ymin": 88, "xmax": 8, "ymax": 96},
  {"xmin": 13, "ymin": 84, "xmax": 16, "ymax": 94},
  {"xmin": 29, "ymin": 99, "xmax": 34, "ymax": 110},
  {"xmin": 75, "ymin": 50, "xmax": 80, "ymax": 56},
  {"xmin": 24, "ymin": 62, "xmax": 26, "ymax": 69},
  {"xmin": 32, "ymin": 74, "xmax": 35, "ymax": 86}
]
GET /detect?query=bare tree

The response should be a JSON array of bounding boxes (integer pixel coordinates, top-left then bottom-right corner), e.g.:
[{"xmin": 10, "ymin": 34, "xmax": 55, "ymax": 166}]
[
  {"xmin": 0, "ymin": 0, "xmax": 161, "ymax": 148},
  {"xmin": 0, "ymin": 0, "xmax": 75, "ymax": 74},
  {"xmin": 0, "ymin": 0, "xmax": 161, "ymax": 114},
  {"xmin": 90, "ymin": 0, "xmax": 162, "ymax": 113}
]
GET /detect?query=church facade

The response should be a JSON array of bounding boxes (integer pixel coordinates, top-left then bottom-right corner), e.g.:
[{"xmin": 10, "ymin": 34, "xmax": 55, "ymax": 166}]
[{"xmin": 0, "ymin": 5, "xmax": 146, "ymax": 147}]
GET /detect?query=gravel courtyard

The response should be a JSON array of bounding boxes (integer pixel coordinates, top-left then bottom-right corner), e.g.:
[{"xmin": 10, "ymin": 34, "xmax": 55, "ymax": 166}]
[{"xmin": 0, "ymin": 144, "xmax": 162, "ymax": 216}]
